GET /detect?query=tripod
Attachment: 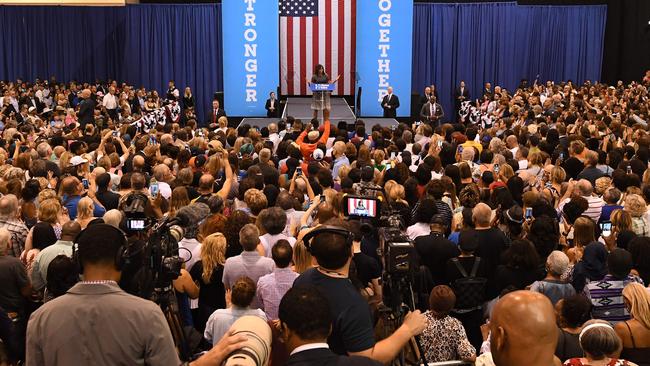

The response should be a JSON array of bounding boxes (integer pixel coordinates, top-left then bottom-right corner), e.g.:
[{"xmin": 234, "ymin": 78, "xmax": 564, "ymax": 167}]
[
  {"xmin": 152, "ymin": 283, "xmax": 192, "ymax": 361},
  {"xmin": 382, "ymin": 275, "xmax": 429, "ymax": 366}
]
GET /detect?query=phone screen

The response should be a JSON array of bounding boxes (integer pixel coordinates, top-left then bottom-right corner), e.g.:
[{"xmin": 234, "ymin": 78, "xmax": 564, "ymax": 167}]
[
  {"xmin": 82, "ymin": 179, "xmax": 89, "ymax": 189},
  {"xmin": 600, "ymin": 222, "xmax": 612, "ymax": 237},
  {"xmin": 525, "ymin": 207, "xmax": 533, "ymax": 220}
]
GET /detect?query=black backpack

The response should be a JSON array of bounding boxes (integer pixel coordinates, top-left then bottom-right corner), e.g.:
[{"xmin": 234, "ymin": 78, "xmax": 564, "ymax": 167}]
[{"xmin": 450, "ymin": 257, "xmax": 487, "ymax": 310}]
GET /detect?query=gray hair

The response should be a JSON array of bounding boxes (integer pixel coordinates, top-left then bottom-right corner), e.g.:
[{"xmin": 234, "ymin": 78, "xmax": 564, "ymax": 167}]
[
  {"xmin": 0, "ymin": 195, "xmax": 19, "ymax": 219},
  {"xmin": 103, "ymin": 209, "xmax": 123, "ymax": 229},
  {"xmin": 546, "ymin": 250, "xmax": 570, "ymax": 277},
  {"xmin": 239, "ymin": 223, "xmax": 260, "ymax": 251}
]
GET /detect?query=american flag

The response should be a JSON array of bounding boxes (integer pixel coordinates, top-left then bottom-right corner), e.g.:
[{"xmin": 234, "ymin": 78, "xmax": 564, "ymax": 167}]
[{"xmin": 280, "ymin": 0, "xmax": 356, "ymax": 96}]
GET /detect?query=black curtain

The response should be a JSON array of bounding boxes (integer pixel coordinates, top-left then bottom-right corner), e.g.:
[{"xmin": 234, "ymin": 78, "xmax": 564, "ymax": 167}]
[{"xmin": 601, "ymin": 0, "xmax": 650, "ymax": 84}]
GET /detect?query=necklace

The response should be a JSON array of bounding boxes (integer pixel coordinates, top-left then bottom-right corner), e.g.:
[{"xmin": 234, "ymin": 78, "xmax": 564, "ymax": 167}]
[{"xmin": 317, "ymin": 267, "xmax": 347, "ymax": 278}]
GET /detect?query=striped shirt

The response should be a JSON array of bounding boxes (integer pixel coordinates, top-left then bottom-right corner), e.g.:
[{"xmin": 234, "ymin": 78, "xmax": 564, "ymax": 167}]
[
  {"xmin": 256, "ymin": 268, "xmax": 299, "ymax": 320},
  {"xmin": 584, "ymin": 274, "xmax": 644, "ymax": 324},
  {"xmin": 559, "ymin": 195, "xmax": 604, "ymax": 224}
]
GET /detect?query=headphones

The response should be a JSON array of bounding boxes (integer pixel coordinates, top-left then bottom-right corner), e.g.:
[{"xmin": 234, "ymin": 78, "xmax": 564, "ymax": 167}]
[
  {"xmin": 72, "ymin": 223, "xmax": 130, "ymax": 273},
  {"xmin": 301, "ymin": 225, "xmax": 354, "ymax": 254}
]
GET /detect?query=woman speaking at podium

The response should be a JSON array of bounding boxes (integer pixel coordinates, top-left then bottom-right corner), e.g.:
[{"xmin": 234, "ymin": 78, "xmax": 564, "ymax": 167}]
[{"xmin": 309, "ymin": 64, "xmax": 339, "ymax": 122}]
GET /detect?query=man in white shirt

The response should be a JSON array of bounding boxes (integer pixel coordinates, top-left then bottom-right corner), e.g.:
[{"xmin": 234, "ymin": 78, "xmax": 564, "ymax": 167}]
[
  {"xmin": 102, "ymin": 86, "xmax": 119, "ymax": 122},
  {"xmin": 166, "ymin": 80, "xmax": 179, "ymax": 100},
  {"xmin": 268, "ymin": 123, "xmax": 281, "ymax": 153}
]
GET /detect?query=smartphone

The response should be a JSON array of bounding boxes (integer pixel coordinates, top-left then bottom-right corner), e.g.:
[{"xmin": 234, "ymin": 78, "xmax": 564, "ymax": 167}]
[
  {"xmin": 600, "ymin": 221, "xmax": 612, "ymax": 237},
  {"xmin": 558, "ymin": 152, "xmax": 564, "ymax": 162},
  {"xmin": 82, "ymin": 178, "xmax": 89, "ymax": 189},
  {"xmin": 437, "ymin": 140, "xmax": 443, "ymax": 148},
  {"xmin": 494, "ymin": 163, "xmax": 500, "ymax": 174},
  {"xmin": 390, "ymin": 152, "xmax": 396, "ymax": 159},
  {"xmin": 112, "ymin": 131, "xmax": 118, "ymax": 137},
  {"xmin": 296, "ymin": 167, "xmax": 302, "ymax": 176},
  {"xmin": 384, "ymin": 162, "xmax": 391, "ymax": 170},
  {"xmin": 525, "ymin": 207, "xmax": 533, "ymax": 220},
  {"xmin": 627, "ymin": 166, "xmax": 632, "ymax": 174},
  {"xmin": 458, "ymin": 146, "xmax": 464, "ymax": 154},
  {"xmin": 150, "ymin": 182, "xmax": 159, "ymax": 197}
]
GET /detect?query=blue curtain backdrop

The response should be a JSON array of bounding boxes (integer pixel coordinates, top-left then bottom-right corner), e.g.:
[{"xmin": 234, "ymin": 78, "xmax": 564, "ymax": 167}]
[
  {"xmin": 412, "ymin": 2, "xmax": 607, "ymax": 118},
  {"xmin": 0, "ymin": 4, "xmax": 222, "ymax": 123}
]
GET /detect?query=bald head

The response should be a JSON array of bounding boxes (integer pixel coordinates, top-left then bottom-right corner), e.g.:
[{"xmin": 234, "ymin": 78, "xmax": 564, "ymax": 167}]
[
  {"xmin": 132, "ymin": 155, "xmax": 145, "ymax": 171},
  {"xmin": 61, "ymin": 221, "xmax": 82, "ymax": 241},
  {"xmin": 199, "ymin": 174, "xmax": 214, "ymax": 191},
  {"xmin": 576, "ymin": 179, "xmax": 593, "ymax": 196},
  {"xmin": 490, "ymin": 291, "xmax": 558, "ymax": 366},
  {"xmin": 0, "ymin": 195, "xmax": 18, "ymax": 219},
  {"xmin": 472, "ymin": 203, "xmax": 492, "ymax": 228}
]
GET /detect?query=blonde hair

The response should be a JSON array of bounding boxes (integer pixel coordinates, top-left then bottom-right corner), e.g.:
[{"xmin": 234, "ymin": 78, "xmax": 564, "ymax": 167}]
[
  {"xmin": 594, "ymin": 177, "xmax": 612, "ymax": 196},
  {"xmin": 610, "ymin": 209, "xmax": 633, "ymax": 232},
  {"xmin": 389, "ymin": 184, "xmax": 406, "ymax": 202},
  {"xmin": 624, "ymin": 194, "xmax": 647, "ymax": 218},
  {"xmin": 293, "ymin": 240, "xmax": 313, "ymax": 274},
  {"xmin": 201, "ymin": 233, "xmax": 227, "ymax": 283},
  {"xmin": 38, "ymin": 198, "xmax": 61, "ymax": 224},
  {"xmin": 623, "ymin": 282, "xmax": 650, "ymax": 329},
  {"xmin": 551, "ymin": 166, "xmax": 567, "ymax": 184},
  {"xmin": 76, "ymin": 197, "xmax": 94, "ymax": 220}
]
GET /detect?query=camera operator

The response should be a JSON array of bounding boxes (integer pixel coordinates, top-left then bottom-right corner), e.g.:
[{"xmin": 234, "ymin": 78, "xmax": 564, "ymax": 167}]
[
  {"xmin": 294, "ymin": 218, "xmax": 427, "ymax": 364},
  {"xmin": 25, "ymin": 223, "xmax": 247, "ymax": 366},
  {"xmin": 279, "ymin": 285, "xmax": 382, "ymax": 366}
]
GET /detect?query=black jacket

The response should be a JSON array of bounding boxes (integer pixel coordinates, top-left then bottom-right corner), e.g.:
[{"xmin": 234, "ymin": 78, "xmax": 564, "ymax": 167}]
[
  {"xmin": 286, "ymin": 348, "xmax": 382, "ymax": 366},
  {"xmin": 265, "ymin": 98, "xmax": 280, "ymax": 118},
  {"xmin": 78, "ymin": 98, "xmax": 96, "ymax": 126},
  {"xmin": 381, "ymin": 94, "xmax": 399, "ymax": 118}
]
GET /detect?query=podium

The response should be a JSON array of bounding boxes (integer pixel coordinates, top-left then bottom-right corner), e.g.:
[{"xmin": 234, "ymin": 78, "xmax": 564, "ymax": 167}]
[{"xmin": 309, "ymin": 83, "xmax": 336, "ymax": 92}]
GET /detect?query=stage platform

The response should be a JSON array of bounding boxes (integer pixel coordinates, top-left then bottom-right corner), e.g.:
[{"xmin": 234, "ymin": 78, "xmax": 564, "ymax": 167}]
[
  {"xmin": 282, "ymin": 97, "xmax": 356, "ymax": 122},
  {"xmin": 239, "ymin": 97, "xmax": 398, "ymax": 130}
]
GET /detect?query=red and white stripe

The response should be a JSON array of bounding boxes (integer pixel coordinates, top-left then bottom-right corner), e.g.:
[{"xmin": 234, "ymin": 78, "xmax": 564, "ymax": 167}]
[{"xmin": 280, "ymin": 0, "xmax": 356, "ymax": 96}]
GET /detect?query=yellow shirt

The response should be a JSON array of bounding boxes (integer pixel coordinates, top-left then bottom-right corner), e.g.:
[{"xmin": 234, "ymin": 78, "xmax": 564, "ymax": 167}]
[{"xmin": 461, "ymin": 140, "xmax": 483, "ymax": 153}]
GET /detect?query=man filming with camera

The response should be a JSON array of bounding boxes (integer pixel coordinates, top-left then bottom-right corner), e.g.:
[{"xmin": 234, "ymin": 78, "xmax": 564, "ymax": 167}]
[
  {"xmin": 293, "ymin": 218, "xmax": 427, "ymax": 364},
  {"xmin": 25, "ymin": 223, "xmax": 247, "ymax": 366}
]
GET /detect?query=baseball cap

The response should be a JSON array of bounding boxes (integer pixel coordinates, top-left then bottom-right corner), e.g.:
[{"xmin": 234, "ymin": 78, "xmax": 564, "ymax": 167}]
[
  {"xmin": 240, "ymin": 143, "xmax": 254, "ymax": 156},
  {"xmin": 69, "ymin": 156, "xmax": 88, "ymax": 167},
  {"xmin": 312, "ymin": 148, "xmax": 324, "ymax": 161}
]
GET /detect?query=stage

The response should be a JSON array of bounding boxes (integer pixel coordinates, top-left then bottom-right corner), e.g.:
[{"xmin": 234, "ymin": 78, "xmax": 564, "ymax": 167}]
[{"xmin": 239, "ymin": 97, "xmax": 398, "ymax": 130}]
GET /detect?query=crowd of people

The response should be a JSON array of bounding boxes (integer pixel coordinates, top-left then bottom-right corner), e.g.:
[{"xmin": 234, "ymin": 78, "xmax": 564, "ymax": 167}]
[{"xmin": 0, "ymin": 71, "xmax": 650, "ymax": 366}]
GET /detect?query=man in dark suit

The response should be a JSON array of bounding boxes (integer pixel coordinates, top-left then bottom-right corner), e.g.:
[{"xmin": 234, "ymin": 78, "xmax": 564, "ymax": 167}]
[
  {"xmin": 280, "ymin": 286, "xmax": 382, "ymax": 366},
  {"xmin": 420, "ymin": 96, "xmax": 444, "ymax": 126},
  {"xmin": 417, "ymin": 86, "xmax": 434, "ymax": 118},
  {"xmin": 21, "ymin": 90, "xmax": 44, "ymax": 114},
  {"xmin": 265, "ymin": 92, "xmax": 279, "ymax": 118},
  {"xmin": 208, "ymin": 99, "xmax": 227, "ymax": 128},
  {"xmin": 77, "ymin": 89, "xmax": 96, "ymax": 128},
  {"xmin": 454, "ymin": 80, "xmax": 470, "ymax": 121},
  {"xmin": 380, "ymin": 87, "xmax": 399, "ymax": 118},
  {"xmin": 483, "ymin": 82, "xmax": 493, "ymax": 101}
]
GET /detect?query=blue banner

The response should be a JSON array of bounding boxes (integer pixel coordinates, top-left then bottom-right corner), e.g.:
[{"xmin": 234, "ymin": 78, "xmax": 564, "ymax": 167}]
[
  {"xmin": 222, "ymin": 0, "xmax": 279, "ymax": 116},
  {"xmin": 356, "ymin": 0, "xmax": 413, "ymax": 117}
]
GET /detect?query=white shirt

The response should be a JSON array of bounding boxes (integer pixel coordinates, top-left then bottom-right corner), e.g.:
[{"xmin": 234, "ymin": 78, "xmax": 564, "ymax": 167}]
[
  {"xmin": 102, "ymin": 93, "xmax": 118, "ymax": 109},
  {"xmin": 259, "ymin": 233, "xmax": 297, "ymax": 257},
  {"xmin": 406, "ymin": 222, "xmax": 431, "ymax": 240},
  {"xmin": 290, "ymin": 343, "xmax": 330, "ymax": 356},
  {"xmin": 179, "ymin": 238, "xmax": 201, "ymax": 271}
]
